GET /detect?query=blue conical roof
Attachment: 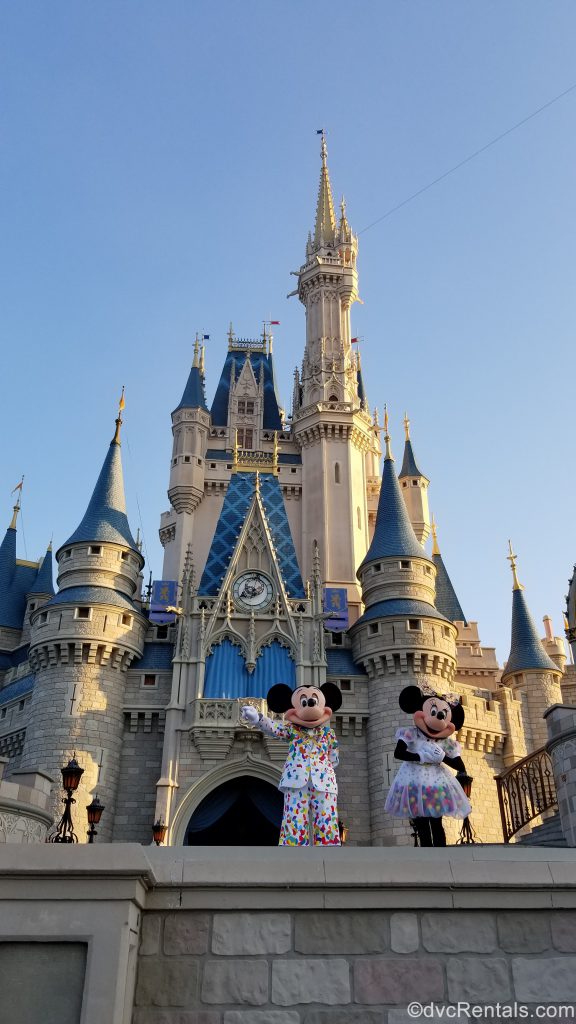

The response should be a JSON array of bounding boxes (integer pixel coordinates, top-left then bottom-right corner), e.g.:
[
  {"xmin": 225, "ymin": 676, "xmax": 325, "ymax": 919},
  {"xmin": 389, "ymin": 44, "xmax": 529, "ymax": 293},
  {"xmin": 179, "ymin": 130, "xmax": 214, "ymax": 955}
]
[
  {"xmin": 0, "ymin": 523, "xmax": 17, "ymax": 626},
  {"xmin": 29, "ymin": 545, "xmax": 55, "ymax": 596},
  {"xmin": 399, "ymin": 439, "xmax": 425, "ymax": 478},
  {"xmin": 433, "ymin": 552, "xmax": 466, "ymax": 624},
  {"xmin": 60, "ymin": 439, "xmax": 137, "ymax": 551},
  {"xmin": 175, "ymin": 365, "xmax": 208, "ymax": 412},
  {"xmin": 504, "ymin": 587, "xmax": 559, "ymax": 676},
  {"xmin": 359, "ymin": 456, "xmax": 425, "ymax": 570}
]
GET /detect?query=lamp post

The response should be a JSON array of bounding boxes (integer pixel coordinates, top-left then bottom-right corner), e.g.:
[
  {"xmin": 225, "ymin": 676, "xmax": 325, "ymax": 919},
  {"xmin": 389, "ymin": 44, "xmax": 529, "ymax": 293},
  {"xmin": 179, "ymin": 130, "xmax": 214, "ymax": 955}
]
[
  {"xmin": 86, "ymin": 795, "xmax": 105, "ymax": 844},
  {"xmin": 49, "ymin": 756, "xmax": 84, "ymax": 843},
  {"xmin": 152, "ymin": 819, "xmax": 168, "ymax": 846},
  {"xmin": 456, "ymin": 772, "xmax": 480, "ymax": 845}
]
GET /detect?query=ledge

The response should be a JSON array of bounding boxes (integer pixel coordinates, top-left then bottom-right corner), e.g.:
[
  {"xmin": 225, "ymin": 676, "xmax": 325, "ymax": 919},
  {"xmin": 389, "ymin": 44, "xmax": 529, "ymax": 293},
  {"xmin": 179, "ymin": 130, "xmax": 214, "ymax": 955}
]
[{"xmin": 2, "ymin": 843, "xmax": 576, "ymax": 910}]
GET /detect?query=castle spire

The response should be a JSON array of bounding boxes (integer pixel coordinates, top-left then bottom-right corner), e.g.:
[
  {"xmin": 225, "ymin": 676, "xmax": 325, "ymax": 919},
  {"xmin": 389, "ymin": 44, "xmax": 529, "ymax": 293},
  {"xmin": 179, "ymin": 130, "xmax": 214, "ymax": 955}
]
[
  {"xmin": 507, "ymin": 539, "xmax": 522, "ymax": 591},
  {"xmin": 113, "ymin": 387, "xmax": 125, "ymax": 445},
  {"xmin": 398, "ymin": 414, "xmax": 431, "ymax": 543},
  {"xmin": 314, "ymin": 131, "xmax": 336, "ymax": 246},
  {"xmin": 175, "ymin": 339, "xmax": 208, "ymax": 412},
  {"xmin": 431, "ymin": 518, "xmax": 466, "ymax": 624},
  {"xmin": 29, "ymin": 542, "xmax": 55, "ymax": 597},
  {"xmin": 383, "ymin": 405, "xmax": 393, "ymax": 461},
  {"xmin": 59, "ymin": 397, "xmax": 138, "ymax": 552}
]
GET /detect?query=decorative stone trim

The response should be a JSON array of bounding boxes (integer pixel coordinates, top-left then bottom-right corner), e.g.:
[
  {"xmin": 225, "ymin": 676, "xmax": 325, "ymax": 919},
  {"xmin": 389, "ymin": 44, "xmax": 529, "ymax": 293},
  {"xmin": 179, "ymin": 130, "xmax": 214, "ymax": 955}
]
[
  {"xmin": 124, "ymin": 710, "xmax": 166, "ymax": 734},
  {"xmin": 0, "ymin": 730, "xmax": 25, "ymax": 757}
]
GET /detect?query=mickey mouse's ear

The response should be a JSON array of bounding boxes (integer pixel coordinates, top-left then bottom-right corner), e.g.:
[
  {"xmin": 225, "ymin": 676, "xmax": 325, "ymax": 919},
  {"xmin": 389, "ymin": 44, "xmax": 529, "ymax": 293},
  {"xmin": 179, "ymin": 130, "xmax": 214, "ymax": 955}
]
[
  {"xmin": 320, "ymin": 683, "xmax": 342, "ymax": 712},
  {"xmin": 266, "ymin": 684, "xmax": 294, "ymax": 713}
]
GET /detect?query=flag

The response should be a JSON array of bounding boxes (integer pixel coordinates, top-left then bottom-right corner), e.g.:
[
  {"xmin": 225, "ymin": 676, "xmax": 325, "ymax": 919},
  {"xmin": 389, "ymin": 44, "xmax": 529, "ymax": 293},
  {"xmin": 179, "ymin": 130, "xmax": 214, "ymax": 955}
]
[
  {"xmin": 11, "ymin": 480, "xmax": 23, "ymax": 493},
  {"xmin": 270, "ymin": 321, "xmax": 280, "ymax": 325},
  {"xmin": 323, "ymin": 588, "xmax": 349, "ymax": 631},
  {"xmin": 316, "ymin": 129, "xmax": 324, "ymax": 135},
  {"xmin": 203, "ymin": 334, "xmax": 210, "ymax": 340},
  {"xmin": 351, "ymin": 337, "xmax": 359, "ymax": 343},
  {"xmin": 119, "ymin": 386, "xmax": 126, "ymax": 411},
  {"xmin": 150, "ymin": 580, "xmax": 178, "ymax": 624}
]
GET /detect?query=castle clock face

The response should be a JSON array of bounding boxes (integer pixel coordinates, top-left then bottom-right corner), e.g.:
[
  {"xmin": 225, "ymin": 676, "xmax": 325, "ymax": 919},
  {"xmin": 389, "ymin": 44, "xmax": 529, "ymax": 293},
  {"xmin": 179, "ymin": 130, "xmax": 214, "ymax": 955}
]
[{"xmin": 232, "ymin": 571, "xmax": 274, "ymax": 612}]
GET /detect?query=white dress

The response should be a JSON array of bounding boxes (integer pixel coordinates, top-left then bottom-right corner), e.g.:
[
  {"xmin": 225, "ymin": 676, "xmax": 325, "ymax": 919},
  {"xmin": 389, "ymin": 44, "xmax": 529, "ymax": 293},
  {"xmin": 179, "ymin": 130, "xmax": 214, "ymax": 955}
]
[{"xmin": 385, "ymin": 726, "xmax": 472, "ymax": 819}]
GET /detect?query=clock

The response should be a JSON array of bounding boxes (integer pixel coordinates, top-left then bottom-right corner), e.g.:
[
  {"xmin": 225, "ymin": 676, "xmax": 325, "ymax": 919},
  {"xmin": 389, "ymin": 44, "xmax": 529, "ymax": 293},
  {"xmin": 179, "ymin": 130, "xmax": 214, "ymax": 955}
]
[{"xmin": 232, "ymin": 571, "xmax": 274, "ymax": 612}]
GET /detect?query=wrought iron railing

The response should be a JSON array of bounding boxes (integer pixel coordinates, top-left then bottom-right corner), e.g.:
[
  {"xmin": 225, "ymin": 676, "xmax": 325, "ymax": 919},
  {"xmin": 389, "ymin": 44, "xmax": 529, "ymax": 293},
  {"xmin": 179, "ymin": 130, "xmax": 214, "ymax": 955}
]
[{"xmin": 495, "ymin": 746, "xmax": 557, "ymax": 843}]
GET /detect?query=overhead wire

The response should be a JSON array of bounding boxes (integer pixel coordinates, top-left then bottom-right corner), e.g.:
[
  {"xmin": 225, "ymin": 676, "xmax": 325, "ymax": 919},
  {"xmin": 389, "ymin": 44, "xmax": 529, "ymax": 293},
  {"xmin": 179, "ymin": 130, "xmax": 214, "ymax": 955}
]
[{"xmin": 359, "ymin": 81, "xmax": 576, "ymax": 235}]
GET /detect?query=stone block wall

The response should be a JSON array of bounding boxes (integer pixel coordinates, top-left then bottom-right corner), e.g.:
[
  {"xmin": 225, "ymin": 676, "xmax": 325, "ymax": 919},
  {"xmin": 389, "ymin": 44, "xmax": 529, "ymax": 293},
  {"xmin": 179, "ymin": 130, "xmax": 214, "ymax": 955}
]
[{"xmin": 133, "ymin": 907, "xmax": 576, "ymax": 1022}]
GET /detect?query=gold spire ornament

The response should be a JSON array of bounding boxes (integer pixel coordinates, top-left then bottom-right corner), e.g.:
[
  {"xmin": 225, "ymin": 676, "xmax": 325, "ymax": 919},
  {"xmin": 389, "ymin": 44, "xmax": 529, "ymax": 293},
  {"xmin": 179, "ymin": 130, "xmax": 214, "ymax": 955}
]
[
  {"xmin": 193, "ymin": 334, "xmax": 200, "ymax": 368},
  {"xmin": 507, "ymin": 540, "xmax": 523, "ymax": 591},
  {"xmin": 113, "ymin": 387, "xmax": 125, "ymax": 444},
  {"xmin": 383, "ymin": 405, "xmax": 393, "ymax": 460},
  {"xmin": 9, "ymin": 476, "xmax": 24, "ymax": 528},
  {"xmin": 404, "ymin": 412, "xmax": 410, "ymax": 441},
  {"xmin": 431, "ymin": 517, "xmax": 440, "ymax": 556}
]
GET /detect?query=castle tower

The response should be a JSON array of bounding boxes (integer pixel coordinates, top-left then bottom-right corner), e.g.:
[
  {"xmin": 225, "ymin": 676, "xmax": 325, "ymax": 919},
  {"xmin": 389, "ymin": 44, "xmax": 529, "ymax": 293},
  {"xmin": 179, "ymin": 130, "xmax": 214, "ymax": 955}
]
[
  {"xmin": 349, "ymin": 416, "xmax": 457, "ymax": 845},
  {"xmin": 501, "ymin": 542, "xmax": 563, "ymax": 751},
  {"xmin": 0, "ymin": 504, "xmax": 20, "ymax": 651},
  {"xmin": 21, "ymin": 543, "xmax": 55, "ymax": 645},
  {"xmin": 22, "ymin": 397, "xmax": 147, "ymax": 840},
  {"xmin": 162, "ymin": 337, "xmax": 210, "ymax": 582},
  {"xmin": 398, "ymin": 414, "xmax": 431, "ymax": 544},
  {"xmin": 292, "ymin": 135, "xmax": 374, "ymax": 616}
]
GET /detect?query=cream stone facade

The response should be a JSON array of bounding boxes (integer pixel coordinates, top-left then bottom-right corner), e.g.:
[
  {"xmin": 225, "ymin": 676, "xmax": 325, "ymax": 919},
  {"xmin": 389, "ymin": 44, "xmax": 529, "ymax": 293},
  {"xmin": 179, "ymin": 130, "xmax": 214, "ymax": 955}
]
[{"xmin": 0, "ymin": 136, "xmax": 573, "ymax": 849}]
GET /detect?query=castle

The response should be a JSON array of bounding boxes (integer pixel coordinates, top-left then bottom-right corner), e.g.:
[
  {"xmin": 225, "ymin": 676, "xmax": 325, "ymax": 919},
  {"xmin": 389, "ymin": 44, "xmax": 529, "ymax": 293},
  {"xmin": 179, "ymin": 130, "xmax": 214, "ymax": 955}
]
[{"xmin": 0, "ymin": 137, "xmax": 573, "ymax": 846}]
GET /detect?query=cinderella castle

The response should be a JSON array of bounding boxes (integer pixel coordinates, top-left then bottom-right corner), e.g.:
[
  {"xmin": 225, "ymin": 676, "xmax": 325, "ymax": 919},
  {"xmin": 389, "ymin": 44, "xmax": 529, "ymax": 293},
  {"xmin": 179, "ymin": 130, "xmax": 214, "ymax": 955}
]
[{"xmin": 1, "ymin": 137, "xmax": 575, "ymax": 846}]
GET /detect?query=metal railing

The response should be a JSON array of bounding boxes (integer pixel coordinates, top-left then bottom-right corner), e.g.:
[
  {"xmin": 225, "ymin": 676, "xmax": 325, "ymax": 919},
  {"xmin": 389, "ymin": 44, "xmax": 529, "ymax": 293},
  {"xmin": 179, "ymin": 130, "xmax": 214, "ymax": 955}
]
[{"xmin": 495, "ymin": 746, "xmax": 557, "ymax": 842}]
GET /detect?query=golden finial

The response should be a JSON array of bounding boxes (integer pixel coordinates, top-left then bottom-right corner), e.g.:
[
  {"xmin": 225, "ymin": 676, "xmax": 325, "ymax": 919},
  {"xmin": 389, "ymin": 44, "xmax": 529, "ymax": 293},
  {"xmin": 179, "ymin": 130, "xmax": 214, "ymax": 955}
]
[
  {"xmin": 563, "ymin": 612, "xmax": 570, "ymax": 630},
  {"xmin": 431, "ymin": 517, "xmax": 440, "ymax": 556},
  {"xmin": 227, "ymin": 322, "xmax": 235, "ymax": 349},
  {"xmin": 383, "ymin": 404, "xmax": 393, "ymax": 460},
  {"xmin": 9, "ymin": 476, "xmax": 24, "ymax": 528},
  {"xmin": 200, "ymin": 344, "xmax": 205, "ymax": 375},
  {"xmin": 404, "ymin": 412, "xmax": 410, "ymax": 441},
  {"xmin": 113, "ymin": 387, "xmax": 125, "ymax": 444},
  {"xmin": 233, "ymin": 428, "xmax": 239, "ymax": 466},
  {"xmin": 507, "ymin": 540, "xmax": 523, "ymax": 591},
  {"xmin": 255, "ymin": 471, "xmax": 260, "ymax": 495},
  {"xmin": 193, "ymin": 333, "xmax": 200, "ymax": 368}
]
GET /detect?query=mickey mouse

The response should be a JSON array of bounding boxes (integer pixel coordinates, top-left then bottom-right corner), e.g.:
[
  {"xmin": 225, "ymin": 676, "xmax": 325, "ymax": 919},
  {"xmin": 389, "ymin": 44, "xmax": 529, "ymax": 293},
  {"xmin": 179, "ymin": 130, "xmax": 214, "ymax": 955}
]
[
  {"xmin": 242, "ymin": 683, "xmax": 342, "ymax": 846},
  {"xmin": 385, "ymin": 684, "xmax": 472, "ymax": 847}
]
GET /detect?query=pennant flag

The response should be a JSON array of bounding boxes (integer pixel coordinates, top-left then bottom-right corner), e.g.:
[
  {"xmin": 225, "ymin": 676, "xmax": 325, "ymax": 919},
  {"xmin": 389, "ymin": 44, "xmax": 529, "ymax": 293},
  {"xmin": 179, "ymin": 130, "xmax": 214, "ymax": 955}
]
[
  {"xmin": 203, "ymin": 334, "xmax": 210, "ymax": 340},
  {"xmin": 351, "ymin": 337, "xmax": 359, "ymax": 343},
  {"xmin": 316, "ymin": 129, "xmax": 324, "ymax": 135},
  {"xmin": 270, "ymin": 321, "xmax": 280, "ymax": 325},
  {"xmin": 119, "ymin": 386, "xmax": 126, "ymax": 411},
  {"xmin": 11, "ymin": 480, "xmax": 23, "ymax": 493}
]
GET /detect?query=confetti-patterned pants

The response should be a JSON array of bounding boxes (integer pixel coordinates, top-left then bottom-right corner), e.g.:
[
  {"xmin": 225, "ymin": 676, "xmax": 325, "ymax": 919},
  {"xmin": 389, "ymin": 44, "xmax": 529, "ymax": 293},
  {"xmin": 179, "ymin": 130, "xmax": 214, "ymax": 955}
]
[{"xmin": 279, "ymin": 786, "xmax": 340, "ymax": 846}]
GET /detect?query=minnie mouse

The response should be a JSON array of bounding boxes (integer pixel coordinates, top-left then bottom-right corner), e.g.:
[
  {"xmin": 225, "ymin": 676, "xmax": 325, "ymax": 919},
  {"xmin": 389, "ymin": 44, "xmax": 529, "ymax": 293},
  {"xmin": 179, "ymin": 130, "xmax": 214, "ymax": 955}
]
[
  {"xmin": 385, "ymin": 684, "xmax": 472, "ymax": 847},
  {"xmin": 242, "ymin": 683, "xmax": 342, "ymax": 846}
]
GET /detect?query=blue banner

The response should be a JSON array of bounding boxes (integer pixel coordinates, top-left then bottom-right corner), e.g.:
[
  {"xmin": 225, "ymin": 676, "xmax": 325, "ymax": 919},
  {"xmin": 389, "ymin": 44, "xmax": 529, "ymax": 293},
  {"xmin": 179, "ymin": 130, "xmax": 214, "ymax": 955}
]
[
  {"xmin": 324, "ymin": 587, "xmax": 349, "ymax": 631},
  {"xmin": 150, "ymin": 580, "xmax": 178, "ymax": 624}
]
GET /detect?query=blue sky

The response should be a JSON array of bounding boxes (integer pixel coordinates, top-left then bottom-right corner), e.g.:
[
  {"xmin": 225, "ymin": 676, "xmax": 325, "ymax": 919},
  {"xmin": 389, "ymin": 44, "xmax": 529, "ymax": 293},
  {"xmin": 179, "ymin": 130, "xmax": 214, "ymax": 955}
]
[{"xmin": 1, "ymin": 2, "xmax": 575, "ymax": 664}]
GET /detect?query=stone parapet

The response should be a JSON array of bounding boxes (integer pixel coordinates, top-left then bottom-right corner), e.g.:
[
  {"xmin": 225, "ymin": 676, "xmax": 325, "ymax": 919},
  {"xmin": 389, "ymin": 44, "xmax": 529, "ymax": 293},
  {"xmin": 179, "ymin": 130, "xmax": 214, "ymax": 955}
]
[{"xmin": 2, "ymin": 845, "xmax": 576, "ymax": 1022}]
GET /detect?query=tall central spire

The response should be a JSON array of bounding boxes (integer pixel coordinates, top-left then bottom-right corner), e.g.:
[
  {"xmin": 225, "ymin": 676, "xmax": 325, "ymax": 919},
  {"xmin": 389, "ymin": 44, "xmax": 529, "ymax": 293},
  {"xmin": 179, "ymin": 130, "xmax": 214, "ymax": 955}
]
[{"xmin": 313, "ymin": 132, "xmax": 336, "ymax": 247}]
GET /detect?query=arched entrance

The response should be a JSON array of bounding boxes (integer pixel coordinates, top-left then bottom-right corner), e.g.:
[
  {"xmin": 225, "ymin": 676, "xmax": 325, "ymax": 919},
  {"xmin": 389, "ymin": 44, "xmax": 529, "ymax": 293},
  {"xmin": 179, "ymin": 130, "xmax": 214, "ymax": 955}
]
[{"xmin": 184, "ymin": 776, "xmax": 283, "ymax": 846}]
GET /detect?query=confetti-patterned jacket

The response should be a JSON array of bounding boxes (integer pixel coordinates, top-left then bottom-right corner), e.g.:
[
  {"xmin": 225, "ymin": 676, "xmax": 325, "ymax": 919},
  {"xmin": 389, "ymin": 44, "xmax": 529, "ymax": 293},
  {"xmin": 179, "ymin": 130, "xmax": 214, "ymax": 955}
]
[{"xmin": 256, "ymin": 716, "xmax": 339, "ymax": 793}]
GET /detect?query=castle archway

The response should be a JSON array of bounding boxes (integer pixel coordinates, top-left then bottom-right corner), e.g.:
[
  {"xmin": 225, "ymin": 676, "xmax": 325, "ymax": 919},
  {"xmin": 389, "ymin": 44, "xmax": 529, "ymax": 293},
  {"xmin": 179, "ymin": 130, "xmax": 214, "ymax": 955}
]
[{"xmin": 169, "ymin": 755, "xmax": 282, "ymax": 846}]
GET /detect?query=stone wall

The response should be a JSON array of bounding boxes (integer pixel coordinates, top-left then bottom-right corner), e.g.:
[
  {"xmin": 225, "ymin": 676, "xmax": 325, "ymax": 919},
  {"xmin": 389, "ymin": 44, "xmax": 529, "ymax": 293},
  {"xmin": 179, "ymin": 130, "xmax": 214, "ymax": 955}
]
[
  {"xmin": 133, "ymin": 905, "xmax": 576, "ymax": 1022},
  {"xmin": 2, "ymin": 844, "xmax": 576, "ymax": 1024}
]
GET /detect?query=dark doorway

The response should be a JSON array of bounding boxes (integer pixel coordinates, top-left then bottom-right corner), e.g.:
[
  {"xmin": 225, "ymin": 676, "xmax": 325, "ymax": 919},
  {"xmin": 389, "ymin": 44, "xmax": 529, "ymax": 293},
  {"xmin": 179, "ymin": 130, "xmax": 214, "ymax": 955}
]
[{"xmin": 185, "ymin": 775, "xmax": 283, "ymax": 846}]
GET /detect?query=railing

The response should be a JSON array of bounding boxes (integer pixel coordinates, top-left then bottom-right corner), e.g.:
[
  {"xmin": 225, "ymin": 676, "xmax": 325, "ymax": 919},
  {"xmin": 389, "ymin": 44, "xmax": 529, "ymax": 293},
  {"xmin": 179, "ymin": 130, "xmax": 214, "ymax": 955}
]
[{"xmin": 495, "ymin": 746, "xmax": 557, "ymax": 843}]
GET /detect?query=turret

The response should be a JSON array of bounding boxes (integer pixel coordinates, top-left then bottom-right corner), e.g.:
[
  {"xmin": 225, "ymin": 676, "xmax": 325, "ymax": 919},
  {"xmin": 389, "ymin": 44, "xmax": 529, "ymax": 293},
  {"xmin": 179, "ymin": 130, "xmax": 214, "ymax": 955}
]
[
  {"xmin": 168, "ymin": 336, "xmax": 210, "ymax": 515},
  {"xmin": 22, "ymin": 394, "xmax": 147, "ymax": 840},
  {"xmin": 349, "ymin": 414, "xmax": 457, "ymax": 845},
  {"xmin": 21, "ymin": 543, "xmax": 55, "ymax": 643},
  {"xmin": 501, "ymin": 542, "xmax": 563, "ymax": 751},
  {"xmin": 292, "ymin": 135, "xmax": 373, "ymax": 606},
  {"xmin": 398, "ymin": 414, "xmax": 431, "ymax": 544}
]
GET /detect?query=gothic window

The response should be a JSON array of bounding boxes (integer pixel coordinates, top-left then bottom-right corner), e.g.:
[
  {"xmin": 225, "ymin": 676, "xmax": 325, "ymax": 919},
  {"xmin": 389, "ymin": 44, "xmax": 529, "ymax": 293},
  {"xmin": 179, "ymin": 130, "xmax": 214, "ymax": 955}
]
[
  {"xmin": 237, "ymin": 428, "xmax": 253, "ymax": 449},
  {"xmin": 334, "ymin": 462, "xmax": 340, "ymax": 484},
  {"xmin": 238, "ymin": 400, "xmax": 255, "ymax": 415},
  {"xmin": 329, "ymin": 394, "xmax": 338, "ymax": 403}
]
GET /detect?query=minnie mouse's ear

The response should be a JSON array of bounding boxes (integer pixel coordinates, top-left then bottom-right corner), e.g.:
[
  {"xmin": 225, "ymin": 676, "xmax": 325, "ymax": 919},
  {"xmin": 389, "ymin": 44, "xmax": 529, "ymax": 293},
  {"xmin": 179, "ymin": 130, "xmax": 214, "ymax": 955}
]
[
  {"xmin": 398, "ymin": 685, "xmax": 425, "ymax": 713},
  {"xmin": 320, "ymin": 682, "xmax": 342, "ymax": 713},
  {"xmin": 450, "ymin": 702, "xmax": 465, "ymax": 730},
  {"xmin": 266, "ymin": 684, "xmax": 295, "ymax": 713}
]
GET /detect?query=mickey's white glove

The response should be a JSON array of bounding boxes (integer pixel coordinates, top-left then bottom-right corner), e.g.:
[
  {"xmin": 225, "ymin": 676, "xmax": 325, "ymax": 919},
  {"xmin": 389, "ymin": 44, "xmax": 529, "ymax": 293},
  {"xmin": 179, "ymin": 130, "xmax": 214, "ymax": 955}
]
[
  {"xmin": 241, "ymin": 705, "xmax": 260, "ymax": 725},
  {"xmin": 418, "ymin": 742, "xmax": 444, "ymax": 764}
]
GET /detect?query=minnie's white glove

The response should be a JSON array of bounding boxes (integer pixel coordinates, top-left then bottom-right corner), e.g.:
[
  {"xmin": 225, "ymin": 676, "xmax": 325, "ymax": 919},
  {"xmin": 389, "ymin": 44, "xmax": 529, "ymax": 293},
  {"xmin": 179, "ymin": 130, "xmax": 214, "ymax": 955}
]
[
  {"xmin": 418, "ymin": 741, "xmax": 445, "ymax": 764},
  {"xmin": 241, "ymin": 705, "xmax": 260, "ymax": 725}
]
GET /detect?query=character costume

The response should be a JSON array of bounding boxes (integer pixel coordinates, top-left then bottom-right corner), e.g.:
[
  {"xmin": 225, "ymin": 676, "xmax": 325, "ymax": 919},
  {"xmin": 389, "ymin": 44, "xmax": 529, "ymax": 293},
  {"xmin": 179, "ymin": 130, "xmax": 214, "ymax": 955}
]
[{"xmin": 242, "ymin": 682, "xmax": 342, "ymax": 846}]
